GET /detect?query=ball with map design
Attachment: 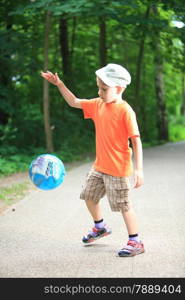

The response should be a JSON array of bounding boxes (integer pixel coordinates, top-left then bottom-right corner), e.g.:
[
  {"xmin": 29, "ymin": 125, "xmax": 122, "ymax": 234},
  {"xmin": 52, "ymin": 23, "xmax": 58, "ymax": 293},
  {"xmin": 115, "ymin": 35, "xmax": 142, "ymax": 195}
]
[{"xmin": 29, "ymin": 154, "xmax": 65, "ymax": 190}]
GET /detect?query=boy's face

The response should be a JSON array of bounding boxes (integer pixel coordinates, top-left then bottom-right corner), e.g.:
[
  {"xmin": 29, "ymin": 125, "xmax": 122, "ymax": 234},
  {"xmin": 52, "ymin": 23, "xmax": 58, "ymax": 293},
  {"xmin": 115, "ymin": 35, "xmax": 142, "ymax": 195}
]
[{"xmin": 96, "ymin": 77, "xmax": 124, "ymax": 103}]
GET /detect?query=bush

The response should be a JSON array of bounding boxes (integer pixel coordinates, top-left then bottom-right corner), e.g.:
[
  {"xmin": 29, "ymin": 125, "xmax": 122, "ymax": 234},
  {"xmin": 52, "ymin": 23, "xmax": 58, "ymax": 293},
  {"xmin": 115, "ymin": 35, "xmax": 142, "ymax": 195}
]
[
  {"xmin": 169, "ymin": 116, "xmax": 185, "ymax": 142},
  {"xmin": 169, "ymin": 124, "xmax": 185, "ymax": 142}
]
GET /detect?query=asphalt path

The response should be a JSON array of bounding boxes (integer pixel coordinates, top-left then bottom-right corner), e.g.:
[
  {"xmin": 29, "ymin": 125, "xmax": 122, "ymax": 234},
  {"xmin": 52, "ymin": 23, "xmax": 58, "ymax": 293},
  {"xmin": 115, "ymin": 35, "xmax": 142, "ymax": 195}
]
[{"xmin": 0, "ymin": 141, "xmax": 185, "ymax": 278}]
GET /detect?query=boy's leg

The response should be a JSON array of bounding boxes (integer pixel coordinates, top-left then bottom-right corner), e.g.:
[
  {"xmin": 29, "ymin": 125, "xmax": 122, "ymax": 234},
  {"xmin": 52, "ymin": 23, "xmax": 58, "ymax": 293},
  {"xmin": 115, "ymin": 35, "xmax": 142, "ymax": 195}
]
[
  {"xmin": 121, "ymin": 206, "xmax": 139, "ymax": 235},
  {"xmin": 85, "ymin": 199, "xmax": 103, "ymax": 221},
  {"xmin": 118, "ymin": 205, "xmax": 144, "ymax": 256},
  {"xmin": 80, "ymin": 169, "xmax": 112, "ymax": 243},
  {"xmin": 80, "ymin": 169, "xmax": 105, "ymax": 220},
  {"xmin": 105, "ymin": 175, "xmax": 144, "ymax": 256},
  {"xmin": 82, "ymin": 199, "xmax": 112, "ymax": 243}
]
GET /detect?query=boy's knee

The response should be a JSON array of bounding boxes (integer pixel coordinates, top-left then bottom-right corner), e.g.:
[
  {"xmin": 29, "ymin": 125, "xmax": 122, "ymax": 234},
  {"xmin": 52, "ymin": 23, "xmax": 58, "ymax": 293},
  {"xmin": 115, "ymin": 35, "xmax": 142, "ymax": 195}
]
[
  {"xmin": 119, "ymin": 202, "xmax": 131, "ymax": 212},
  {"xmin": 80, "ymin": 192, "xmax": 100, "ymax": 204},
  {"xmin": 122, "ymin": 205, "xmax": 130, "ymax": 212},
  {"xmin": 109, "ymin": 202, "xmax": 131, "ymax": 212}
]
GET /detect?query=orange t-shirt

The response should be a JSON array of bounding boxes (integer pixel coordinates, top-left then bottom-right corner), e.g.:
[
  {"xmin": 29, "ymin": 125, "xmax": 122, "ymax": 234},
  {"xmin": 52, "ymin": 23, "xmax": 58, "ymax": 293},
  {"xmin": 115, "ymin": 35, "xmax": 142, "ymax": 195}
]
[{"xmin": 81, "ymin": 98, "xmax": 140, "ymax": 177}]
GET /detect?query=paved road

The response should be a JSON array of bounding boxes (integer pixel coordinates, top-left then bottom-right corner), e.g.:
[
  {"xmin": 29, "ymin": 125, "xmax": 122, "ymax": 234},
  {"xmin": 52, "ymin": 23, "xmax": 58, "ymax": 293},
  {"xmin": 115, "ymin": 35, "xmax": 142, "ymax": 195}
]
[{"xmin": 0, "ymin": 142, "xmax": 185, "ymax": 278}]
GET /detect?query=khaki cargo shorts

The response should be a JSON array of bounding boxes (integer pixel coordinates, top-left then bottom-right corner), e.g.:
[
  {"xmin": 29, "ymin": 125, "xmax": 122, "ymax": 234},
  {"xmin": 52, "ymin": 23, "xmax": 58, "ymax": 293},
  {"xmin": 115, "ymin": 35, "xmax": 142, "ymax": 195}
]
[{"xmin": 80, "ymin": 168, "xmax": 131, "ymax": 212}]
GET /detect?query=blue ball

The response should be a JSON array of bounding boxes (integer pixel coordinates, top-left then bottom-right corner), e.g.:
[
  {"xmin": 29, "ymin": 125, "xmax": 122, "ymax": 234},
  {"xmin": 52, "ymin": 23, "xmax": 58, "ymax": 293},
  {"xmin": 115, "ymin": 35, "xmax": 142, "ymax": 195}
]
[{"xmin": 29, "ymin": 154, "xmax": 65, "ymax": 190}]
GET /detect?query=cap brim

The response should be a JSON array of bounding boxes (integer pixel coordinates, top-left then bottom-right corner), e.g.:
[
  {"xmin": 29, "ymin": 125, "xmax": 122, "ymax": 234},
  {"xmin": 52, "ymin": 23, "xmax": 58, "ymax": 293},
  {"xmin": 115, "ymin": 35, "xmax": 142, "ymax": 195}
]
[
  {"xmin": 95, "ymin": 69, "xmax": 116, "ymax": 87},
  {"xmin": 95, "ymin": 69, "xmax": 127, "ymax": 88}
]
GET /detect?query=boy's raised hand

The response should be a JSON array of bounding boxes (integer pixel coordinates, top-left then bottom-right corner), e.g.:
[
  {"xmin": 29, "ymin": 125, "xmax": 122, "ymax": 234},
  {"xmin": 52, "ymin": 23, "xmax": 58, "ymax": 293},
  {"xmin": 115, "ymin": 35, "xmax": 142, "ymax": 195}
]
[{"xmin": 41, "ymin": 71, "xmax": 61, "ymax": 86}]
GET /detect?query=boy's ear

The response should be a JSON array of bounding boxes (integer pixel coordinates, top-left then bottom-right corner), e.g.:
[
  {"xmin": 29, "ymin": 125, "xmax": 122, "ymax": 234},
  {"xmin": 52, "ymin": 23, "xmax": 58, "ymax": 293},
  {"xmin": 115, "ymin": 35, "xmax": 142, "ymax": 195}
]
[{"xmin": 116, "ymin": 86, "xmax": 125, "ymax": 94}]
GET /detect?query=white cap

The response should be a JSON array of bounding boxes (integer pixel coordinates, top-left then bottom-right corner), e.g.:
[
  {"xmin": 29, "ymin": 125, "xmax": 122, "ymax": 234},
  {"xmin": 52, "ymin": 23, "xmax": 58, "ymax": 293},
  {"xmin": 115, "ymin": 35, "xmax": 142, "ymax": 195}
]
[{"xmin": 95, "ymin": 63, "xmax": 131, "ymax": 88}]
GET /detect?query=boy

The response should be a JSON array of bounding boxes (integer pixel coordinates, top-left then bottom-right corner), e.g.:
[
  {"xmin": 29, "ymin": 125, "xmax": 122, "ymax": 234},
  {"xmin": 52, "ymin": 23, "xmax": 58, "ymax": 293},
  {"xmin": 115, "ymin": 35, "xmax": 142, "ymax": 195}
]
[{"xmin": 41, "ymin": 63, "xmax": 145, "ymax": 257}]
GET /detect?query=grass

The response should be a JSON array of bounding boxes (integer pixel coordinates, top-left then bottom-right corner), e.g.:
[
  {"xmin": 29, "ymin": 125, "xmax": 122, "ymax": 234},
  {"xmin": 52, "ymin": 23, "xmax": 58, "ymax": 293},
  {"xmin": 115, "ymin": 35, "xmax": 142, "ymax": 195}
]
[{"xmin": 0, "ymin": 181, "xmax": 31, "ymax": 212}]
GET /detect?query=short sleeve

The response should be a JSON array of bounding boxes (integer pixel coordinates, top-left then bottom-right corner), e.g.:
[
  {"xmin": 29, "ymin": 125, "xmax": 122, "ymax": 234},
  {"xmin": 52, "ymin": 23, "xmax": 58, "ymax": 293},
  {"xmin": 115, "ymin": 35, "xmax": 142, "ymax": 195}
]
[
  {"xmin": 81, "ymin": 98, "xmax": 98, "ymax": 119},
  {"xmin": 123, "ymin": 106, "xmax": 140, "ymax": 138}
]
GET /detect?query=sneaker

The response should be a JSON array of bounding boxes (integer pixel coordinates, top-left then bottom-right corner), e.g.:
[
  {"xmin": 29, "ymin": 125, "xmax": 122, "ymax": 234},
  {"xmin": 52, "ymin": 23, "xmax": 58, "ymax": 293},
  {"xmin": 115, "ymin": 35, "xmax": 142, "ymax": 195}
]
[
  {"xmin": 118, "ymin": 240, "xmax": 145, "ymax": 257},
  {"xmin": 82, "ymin": 225, "xmax": 112, "ymax": 243}
]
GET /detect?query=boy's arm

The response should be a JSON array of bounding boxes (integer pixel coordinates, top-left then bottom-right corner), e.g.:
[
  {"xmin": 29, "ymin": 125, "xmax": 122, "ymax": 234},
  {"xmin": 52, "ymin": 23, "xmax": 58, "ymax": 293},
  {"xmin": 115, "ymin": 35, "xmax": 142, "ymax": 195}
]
[
  {"xmin": 41, "ymin": 71, "xmax": 83, "ymax": 109},
  {"xmin": 130, "ymin": 136, "xmax": 144, "ymax": 188}
]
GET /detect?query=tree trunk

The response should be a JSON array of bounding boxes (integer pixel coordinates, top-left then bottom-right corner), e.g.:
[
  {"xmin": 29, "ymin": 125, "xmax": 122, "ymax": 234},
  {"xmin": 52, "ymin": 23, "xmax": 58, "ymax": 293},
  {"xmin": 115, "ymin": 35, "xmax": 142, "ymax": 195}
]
[
  {"xmin": 70, "ymin": 17, "xmax": 77, "ymax": 61},
  {"xmin": 134, "ymin": 5, "xmax": 150, "ymax": 114},
  {"xmin": 152, "ymin": 5, "xmax": 168, "ymax": 141},
  {"xmin": 59, "ymin": 17, "xmax": 71, "ymax": 86},
  {"xmin": 99, "ymin": 17, "xmax": 107, "ymax": 67},
  {"xmin": 43, "ymin": 11, "xmax": 54, "ymax": 153},
  {"xmin": 154, "ymin": 52, "xmax": 168, "ymax": 140},
  {"xmin": 140, "ymin": 59, "xmax": 149, "ymax": 141},
  {"xmin": 0, "ymin": 22, "xmax": 13, "ymax": 126}
]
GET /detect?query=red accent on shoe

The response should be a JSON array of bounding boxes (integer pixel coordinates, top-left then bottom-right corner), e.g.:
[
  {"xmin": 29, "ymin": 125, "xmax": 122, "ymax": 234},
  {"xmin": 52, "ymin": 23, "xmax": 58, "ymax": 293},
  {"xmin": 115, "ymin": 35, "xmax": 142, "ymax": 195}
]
[
  {"xmin": 118, "ymin": 240, "xmax": 145, "ymax": 257},
  {"xmin": 82, "ymin": 225, "xmax": 112, "ymax": 243},
  {"xmin": 127, "ymin": 240, "xmax": 144, "ymax": 249}
]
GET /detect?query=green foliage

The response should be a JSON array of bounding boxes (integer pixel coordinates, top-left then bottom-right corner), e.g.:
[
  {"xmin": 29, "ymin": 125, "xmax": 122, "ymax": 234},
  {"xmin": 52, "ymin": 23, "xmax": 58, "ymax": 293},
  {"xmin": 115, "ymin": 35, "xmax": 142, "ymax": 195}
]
[
  {"xmin": 0, "ymin": 119, "xmax": 17, "ymax": 144},
  {"xmin": 169, "ymin": 116, "xmax": 185, "ymax": 142},
  {"xmin": 0, "ymin": 0, "xmax": 184, "ymax": 177},
  {"xmin": 169, "ymin": 125, "xmax": 185, "ymax": 142},
  {"xmin": 0, "ymin": 153, "xmax": 31, "ymax": 177}
]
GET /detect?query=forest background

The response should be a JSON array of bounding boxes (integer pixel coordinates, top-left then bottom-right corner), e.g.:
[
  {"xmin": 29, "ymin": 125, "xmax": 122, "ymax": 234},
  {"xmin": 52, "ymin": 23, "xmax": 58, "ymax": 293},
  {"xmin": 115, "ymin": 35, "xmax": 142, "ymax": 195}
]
[{"xmin": 0, "ymin": 0, "xmax": 185, "ymax": 177}]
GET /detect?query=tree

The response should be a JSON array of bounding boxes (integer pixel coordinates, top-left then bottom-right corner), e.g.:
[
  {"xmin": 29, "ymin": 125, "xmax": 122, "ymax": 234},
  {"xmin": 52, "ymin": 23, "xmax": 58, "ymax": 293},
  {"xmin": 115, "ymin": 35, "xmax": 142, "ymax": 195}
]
[
  {"xmin": 1, "ymin": 0, "xmax": 184, "ymax": 160},
  {"xmin": 59, "ymin": 17, "xmax": 71, "ymax": 86},
  {"xmin": 134, "ymin": 4, "xmax": 151, "ymax": 114},
  {"xmin": 99, "ymin": 17, "xmax": 107, "ymax": 67},
  {"xmin": 161, "ymin": 0, "xmax": 185, "ymax": 117},
  {"xmin": 43, "ymin": 11, "xmax": 54, "ymax": 152},
  {"xmin": 152, "ymin": 4, "xmax": 169, "ymax": 141}
]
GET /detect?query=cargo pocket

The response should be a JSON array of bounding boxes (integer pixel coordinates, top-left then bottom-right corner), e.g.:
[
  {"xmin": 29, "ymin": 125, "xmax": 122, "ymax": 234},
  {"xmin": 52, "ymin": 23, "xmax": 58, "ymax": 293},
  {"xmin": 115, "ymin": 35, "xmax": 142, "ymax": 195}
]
[{"xmin": 114, "ymin": 178, "xmax": 130, "ymax": 211}]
